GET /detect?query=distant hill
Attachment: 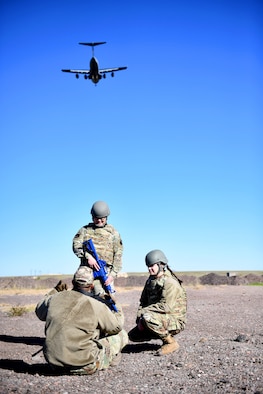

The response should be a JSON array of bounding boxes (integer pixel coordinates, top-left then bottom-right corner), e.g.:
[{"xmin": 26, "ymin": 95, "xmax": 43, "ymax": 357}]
[{"xmin": 0, "ymin": 272, "xmax": 262, "ymax": 290}]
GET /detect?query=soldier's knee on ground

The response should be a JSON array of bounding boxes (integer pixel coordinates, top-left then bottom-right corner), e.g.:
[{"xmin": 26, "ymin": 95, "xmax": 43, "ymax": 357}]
[
  {"xmin": 128, "ymin": 325, "xmax": 157, "ymax": 342},
  {"xmin": 128, "ymin": 326, "xmax": 143, "ymax": 341}
]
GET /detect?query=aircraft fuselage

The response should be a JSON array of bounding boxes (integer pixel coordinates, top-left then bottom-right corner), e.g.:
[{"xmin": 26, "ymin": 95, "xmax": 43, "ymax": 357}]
[{"xmin": 89, "ymin": 57, "xmax": 101, "ymax": 84}]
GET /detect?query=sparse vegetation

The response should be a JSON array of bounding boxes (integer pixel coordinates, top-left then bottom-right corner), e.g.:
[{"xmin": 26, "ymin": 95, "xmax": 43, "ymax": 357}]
[{"xmin": 8, "ymin": 305, "xmax": 28, "ymax": 317}]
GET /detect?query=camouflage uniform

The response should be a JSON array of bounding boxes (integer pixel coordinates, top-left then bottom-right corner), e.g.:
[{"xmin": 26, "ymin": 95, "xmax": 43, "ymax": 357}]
[
  {"xmin": 72, "ymin": 223, "xmax": 123, "ymax": 295},
  {"xmin": 35, "ymin": 288, "xmax": 128, "ymax": 374},
  {"xmin": 130, "ymin": 270, "xmax": 187, "ymax": 340}
]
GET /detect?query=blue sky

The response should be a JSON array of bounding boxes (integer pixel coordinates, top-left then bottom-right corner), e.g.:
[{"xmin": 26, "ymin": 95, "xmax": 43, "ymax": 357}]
[{"xmin": 0, "ymin": 0, "xmax": 262, "ymax": 277}]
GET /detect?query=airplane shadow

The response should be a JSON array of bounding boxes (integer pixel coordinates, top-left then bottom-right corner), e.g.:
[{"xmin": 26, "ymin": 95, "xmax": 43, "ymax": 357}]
[
  {"xmin": 122, "ymin": 343, "xmax": 160, "ymax": 353},
  {"xmin": 0, "ymin": 335, "xmax": 44, "ymax": 346}
]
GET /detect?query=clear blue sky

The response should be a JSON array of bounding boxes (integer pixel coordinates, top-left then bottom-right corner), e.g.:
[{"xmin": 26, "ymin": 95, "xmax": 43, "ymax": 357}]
[{"xmin": 1, "ymin": 0, "xmax": 262, "ymax": 277}]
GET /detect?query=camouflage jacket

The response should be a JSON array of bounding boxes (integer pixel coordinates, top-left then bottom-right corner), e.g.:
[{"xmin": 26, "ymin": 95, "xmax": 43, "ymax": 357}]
[
  {"xmin": 72, "ymin": 223, "xmax": 123, "ymax": 278},
  {"xmin": 35, "ymin": 288, "xmax": 124, "ymax": 368},
  {"xmin": 137, "ymin": 270, "xmax": 187, "ymax": 331}
]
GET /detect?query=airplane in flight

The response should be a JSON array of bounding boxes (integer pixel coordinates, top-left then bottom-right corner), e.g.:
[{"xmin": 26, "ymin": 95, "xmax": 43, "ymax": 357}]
[{"xmin": 61, "ymin": 41, "xmax": 127, "ymax": 85}]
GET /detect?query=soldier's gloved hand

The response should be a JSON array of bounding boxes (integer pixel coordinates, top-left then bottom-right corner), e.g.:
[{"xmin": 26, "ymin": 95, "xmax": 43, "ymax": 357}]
[{"xmin": 54, "ymin": 280, "xmax": 68, "ymax": 292}]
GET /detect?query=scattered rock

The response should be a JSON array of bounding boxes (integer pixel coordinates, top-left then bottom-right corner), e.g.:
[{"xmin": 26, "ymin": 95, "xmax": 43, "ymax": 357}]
[{"xmin": 234, "ymin": 334, "xmax": 249, "ymax": 343}]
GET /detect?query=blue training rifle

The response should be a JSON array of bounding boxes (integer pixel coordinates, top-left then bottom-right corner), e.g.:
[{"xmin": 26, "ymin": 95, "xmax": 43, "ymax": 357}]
[{"xmin": 83, "ymin": 239, "xmax": 118, "ymax": 312}]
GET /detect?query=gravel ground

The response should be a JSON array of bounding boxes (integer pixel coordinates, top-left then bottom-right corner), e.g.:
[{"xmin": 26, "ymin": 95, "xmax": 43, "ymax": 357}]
[{"xmin": 0, "ymin": 285, "xmax": 263, "ymax": 394}]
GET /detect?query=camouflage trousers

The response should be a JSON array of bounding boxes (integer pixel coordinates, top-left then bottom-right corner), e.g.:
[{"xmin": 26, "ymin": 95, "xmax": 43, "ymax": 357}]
[
  {"xmin": 96, "ymin": 329, "xmax": 128, "ymax": 369},
  {"xmin": 70, "ymin": 329, "xmax": 128, "ymax": 375},
  {"xmin": 129, "ymin": 312, "xmax": 182, "ymax": 342},
  {"xmin": 142, "ymin": 311, "xmax": 183, "ymax": 337}
]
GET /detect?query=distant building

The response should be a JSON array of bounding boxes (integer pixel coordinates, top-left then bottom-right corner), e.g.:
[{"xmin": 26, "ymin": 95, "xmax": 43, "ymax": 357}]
[{"xmin": 226, "ymin": 272, "xmax": 236, "ymax": 277}]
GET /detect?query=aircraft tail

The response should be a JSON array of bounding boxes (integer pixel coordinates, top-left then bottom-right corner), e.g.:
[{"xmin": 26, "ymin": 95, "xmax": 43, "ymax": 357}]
[{"xmin": 79, "ymin": 42, "xmax": 106, "ymax": 47}]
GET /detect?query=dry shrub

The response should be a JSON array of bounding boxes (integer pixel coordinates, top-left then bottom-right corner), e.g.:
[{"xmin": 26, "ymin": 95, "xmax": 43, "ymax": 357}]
[{"xmin": 8, "ymin": 305, "xmax": 28, "ymax": 317}]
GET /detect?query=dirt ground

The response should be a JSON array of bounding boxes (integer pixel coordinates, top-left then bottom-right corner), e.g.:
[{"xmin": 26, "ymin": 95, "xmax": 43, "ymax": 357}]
[{"xmin": 0, "ymin": 284, "xmax": 263, "ymax": 394}]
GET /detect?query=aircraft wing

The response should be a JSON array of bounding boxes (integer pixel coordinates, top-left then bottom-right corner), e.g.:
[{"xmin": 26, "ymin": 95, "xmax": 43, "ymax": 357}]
[
  {"xmin": 99, "ymin": 66, "xmax": 127, "ymax": 73},
  {"xmin": 61, "ymin": 69, "xmax": 90, "ymax": 74}
]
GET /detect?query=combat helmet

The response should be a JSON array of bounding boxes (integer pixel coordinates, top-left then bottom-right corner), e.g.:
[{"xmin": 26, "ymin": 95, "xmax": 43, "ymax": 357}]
[
  {"xmin": 91, "ymin": 201, "xmax": 110, "ymax": 218},
  {"xmin": 145, "ymin": 249, "xmax": 168, "ymax": 267}
]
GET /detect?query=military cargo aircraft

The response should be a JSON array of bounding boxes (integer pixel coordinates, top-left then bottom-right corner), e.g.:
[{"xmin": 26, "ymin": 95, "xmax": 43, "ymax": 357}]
[{"xmin": 61, "ymin": 42, "xmax": 127, "ymax": 84}]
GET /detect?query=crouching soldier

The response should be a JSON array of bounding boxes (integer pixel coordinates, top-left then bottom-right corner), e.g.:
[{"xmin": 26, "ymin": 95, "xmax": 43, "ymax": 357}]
[
  {"xmin": 128, "ymin": 250, "xmax": 187, "ymax": 356},
  {"xmin": 35, "ymin": 266, "xmax": 128, "ymax": 374}
]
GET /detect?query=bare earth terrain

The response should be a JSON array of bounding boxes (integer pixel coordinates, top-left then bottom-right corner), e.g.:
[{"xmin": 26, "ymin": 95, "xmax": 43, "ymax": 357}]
[{"xmin": 0, "ymin": 282, "xmax": 262, "ymax": 394}]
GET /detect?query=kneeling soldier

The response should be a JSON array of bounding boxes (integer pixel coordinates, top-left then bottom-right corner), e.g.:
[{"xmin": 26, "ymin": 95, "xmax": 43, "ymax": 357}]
[{"xmin": 128, "ymin": 249, "xmax": 187, "ymax": 356}]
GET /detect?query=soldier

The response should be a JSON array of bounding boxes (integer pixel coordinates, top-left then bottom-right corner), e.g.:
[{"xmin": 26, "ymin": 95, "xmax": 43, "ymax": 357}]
[
  {"xmin": 35, "ymin": 266, "xmax": 128, "ymax": 375},
  {"xmin": 128, "ymin": 249, "xmax": 187, "ymax": 356},
  {"xmin": 72, "ymin": 200, "xmax": 123, "ymax": 296}
]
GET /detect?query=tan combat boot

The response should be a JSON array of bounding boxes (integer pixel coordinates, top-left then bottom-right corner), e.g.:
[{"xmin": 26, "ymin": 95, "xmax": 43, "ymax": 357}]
[{"xmin": 156, "ymin": 334, "xmax": 180, "ymax": 356}]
